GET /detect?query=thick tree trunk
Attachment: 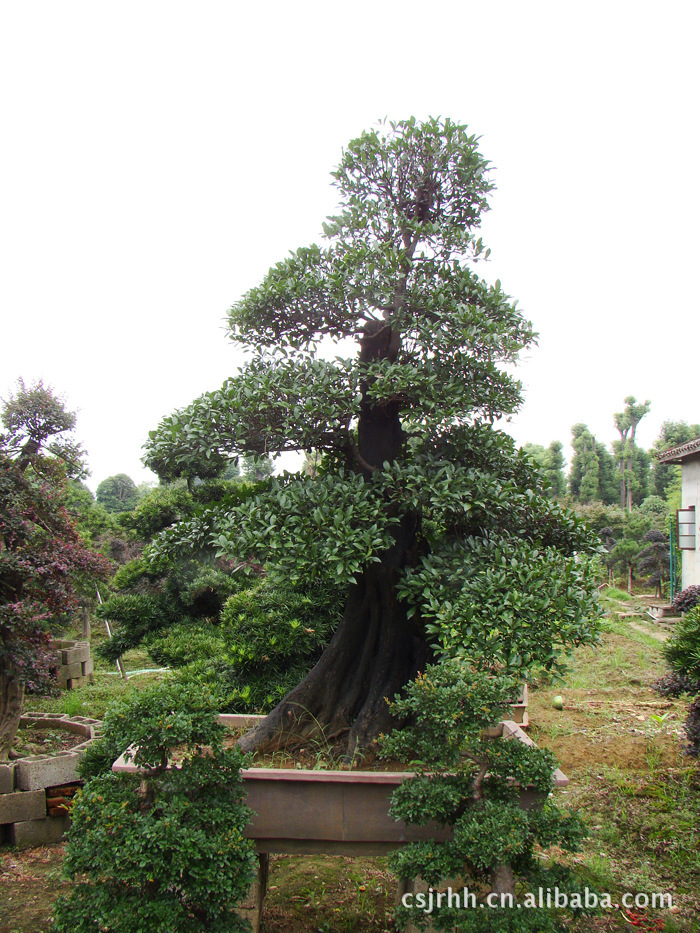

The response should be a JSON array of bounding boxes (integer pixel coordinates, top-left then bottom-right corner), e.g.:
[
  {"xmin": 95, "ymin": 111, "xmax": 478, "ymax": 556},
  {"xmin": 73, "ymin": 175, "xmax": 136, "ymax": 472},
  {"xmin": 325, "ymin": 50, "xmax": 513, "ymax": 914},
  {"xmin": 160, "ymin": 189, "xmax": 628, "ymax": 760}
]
[
  {"xmin": 238, "ymin": 514, "xmax": 429, "ymax": 760},
  {"xmin": 619, "ymin": 461, "xmax": 626, "ymax": 510},
  {"xmin": 490, "ymin": 864, "xmax": 516, "ymax": 898},
  {"xmin": 238, "ymin": 317, "xmax": 426, "ymax": 761},
  {"xmin": 0, "ymin": 673, "xmax": 24, "ymax": 761}
]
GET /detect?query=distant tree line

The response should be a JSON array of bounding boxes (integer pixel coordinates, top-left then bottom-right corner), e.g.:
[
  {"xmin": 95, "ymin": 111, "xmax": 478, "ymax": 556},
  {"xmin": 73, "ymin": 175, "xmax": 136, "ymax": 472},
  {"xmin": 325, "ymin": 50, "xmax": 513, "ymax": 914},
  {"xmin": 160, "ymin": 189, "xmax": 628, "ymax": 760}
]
[{"xmin": 523, "ymin": 398, "xmax": 699, "ymax": 596}]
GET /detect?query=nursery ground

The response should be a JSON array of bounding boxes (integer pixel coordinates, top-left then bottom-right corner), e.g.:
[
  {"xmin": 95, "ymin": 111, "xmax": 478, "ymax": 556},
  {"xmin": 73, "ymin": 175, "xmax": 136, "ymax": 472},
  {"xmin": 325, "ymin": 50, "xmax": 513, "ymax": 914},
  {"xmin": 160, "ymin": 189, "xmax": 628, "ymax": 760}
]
[{"xmin": 1, "ymin": 589, "xmax": 698, "ymax": 932}]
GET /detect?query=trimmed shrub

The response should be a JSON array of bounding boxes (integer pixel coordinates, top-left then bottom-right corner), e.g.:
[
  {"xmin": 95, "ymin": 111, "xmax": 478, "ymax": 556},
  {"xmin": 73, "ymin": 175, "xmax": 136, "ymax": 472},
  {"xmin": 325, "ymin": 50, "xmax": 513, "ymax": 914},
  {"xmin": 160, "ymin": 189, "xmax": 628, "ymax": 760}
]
[
  {"xmin": 95, "ymin": 592, "xmax": 180, "ymax": 662},
  {"xmin": 381, "ymin": 660, "xmax": 594, "ymax": 932},
  {"xmin": 149, "ymin": 578, "xmax": 343, "ymax": 713},
  {"xmin": 56, "ymin": 682, "xmax": 256, "ymax": 932}
]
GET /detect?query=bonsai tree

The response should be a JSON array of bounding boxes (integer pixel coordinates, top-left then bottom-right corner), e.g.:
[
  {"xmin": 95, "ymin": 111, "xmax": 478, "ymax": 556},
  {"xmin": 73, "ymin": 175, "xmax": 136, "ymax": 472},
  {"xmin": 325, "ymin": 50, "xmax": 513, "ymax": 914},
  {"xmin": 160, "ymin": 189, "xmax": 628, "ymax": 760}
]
[
  {"xmin": 636, "ymin": 528, "xmax": 670, "ymax": 598},
  {"xmin": 382, "ymin": 659, "xmax": 595, "ymax": 932},
  {"xmin": 53, "ymin": 682, "xmax": 256, "ymax": 933},
  {"xmin": 0, "ymin": 380, "xmax": 110, "ymax": 760},
  {"xmin": 95, "ymin": 472, "xmax": 140, "ymax": 513},
  {"xmin": 145, "ymin": 118, "xmax": 600, "ymax": 758}
]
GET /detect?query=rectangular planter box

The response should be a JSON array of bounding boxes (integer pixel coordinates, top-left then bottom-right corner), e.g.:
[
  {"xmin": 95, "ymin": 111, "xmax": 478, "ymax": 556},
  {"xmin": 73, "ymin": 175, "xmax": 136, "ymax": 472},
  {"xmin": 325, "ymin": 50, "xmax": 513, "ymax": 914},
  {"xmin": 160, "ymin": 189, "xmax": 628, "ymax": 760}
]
[{"xmin": 113, "ymin": 715, "xmax": 564, "ymax": 856}]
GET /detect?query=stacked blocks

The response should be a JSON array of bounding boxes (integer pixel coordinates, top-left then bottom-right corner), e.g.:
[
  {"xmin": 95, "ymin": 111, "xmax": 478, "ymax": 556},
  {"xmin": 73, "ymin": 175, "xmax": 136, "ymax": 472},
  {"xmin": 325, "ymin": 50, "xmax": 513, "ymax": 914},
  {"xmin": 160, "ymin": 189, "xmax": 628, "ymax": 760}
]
[
  {"xmin": 54, "ymin": 639, "xmax": 93, "ymax": 689},
  {"xmin": 0, "ymin": 712, "xmax": 101, "ymax": 846}
]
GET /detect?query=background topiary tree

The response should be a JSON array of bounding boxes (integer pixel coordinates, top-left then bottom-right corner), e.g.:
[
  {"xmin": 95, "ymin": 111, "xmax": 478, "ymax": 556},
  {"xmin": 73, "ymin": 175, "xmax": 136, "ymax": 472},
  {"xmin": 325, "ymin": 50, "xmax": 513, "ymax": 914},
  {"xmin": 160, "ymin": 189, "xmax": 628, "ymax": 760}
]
[
  {"xmin": 95, "ymin": 472, "xmax": 141, "ymax": 513},
  {"xmin": 53, "ymin": 682, "xmax": 256, "ymax": 933},
  {"xmin": 0, "ymin": 380, "xmax": 110, "ymax": 760},
  {"xmin": 145, "ymin": 118, "xmax": 600, "ymax": 759}
]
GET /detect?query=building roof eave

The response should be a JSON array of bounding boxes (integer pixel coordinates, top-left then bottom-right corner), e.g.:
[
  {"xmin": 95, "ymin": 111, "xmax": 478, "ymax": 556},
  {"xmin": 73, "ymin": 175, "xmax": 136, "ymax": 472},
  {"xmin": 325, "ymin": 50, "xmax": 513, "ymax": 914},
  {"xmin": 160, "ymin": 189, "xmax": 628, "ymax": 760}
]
[{"xmin": 656, "ymin": 436, "xmax": 700, "ymax": 463}]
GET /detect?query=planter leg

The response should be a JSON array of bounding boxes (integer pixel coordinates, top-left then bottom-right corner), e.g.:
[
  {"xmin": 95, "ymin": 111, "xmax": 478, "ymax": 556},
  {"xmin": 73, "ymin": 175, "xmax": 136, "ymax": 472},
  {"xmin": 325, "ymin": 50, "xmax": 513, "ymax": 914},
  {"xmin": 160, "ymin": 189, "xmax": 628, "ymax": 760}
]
[
  {"xmin": 396, "ymin": 875, "xmax": 415, "ymax": 907},
  {"xmin": 235, "ymin": 853, "xmax": 269, "ymax": 933},
  {"xmin": 398, "ymin": 877, "xmax": 441, "ymax": 933},
  {"xmin": 257, "ymin": 853, "xmax": 269, "ymax": 927}
]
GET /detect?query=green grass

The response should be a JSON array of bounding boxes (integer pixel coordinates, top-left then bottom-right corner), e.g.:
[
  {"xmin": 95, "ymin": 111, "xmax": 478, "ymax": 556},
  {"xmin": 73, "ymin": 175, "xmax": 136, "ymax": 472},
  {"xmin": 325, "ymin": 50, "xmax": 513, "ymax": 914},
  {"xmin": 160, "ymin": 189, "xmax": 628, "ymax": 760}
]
[
  {"xmin": 24, "ymin": 618, "xmax": 168, "ymax": 720},
  {"xmin": 571, "ymin": 765, "xmax": 700, "ymax": 899},
  {"xmin": 604, "ymin": 586, "xmax": 634, "ymax": 602}
]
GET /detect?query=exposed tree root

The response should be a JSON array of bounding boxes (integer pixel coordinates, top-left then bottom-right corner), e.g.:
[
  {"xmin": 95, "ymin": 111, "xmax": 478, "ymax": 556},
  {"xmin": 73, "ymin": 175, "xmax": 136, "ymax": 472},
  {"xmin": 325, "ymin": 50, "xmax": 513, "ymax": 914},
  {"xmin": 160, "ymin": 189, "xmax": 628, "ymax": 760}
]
[{"xmin": 237, "ymin": 533, "xmax": 429, "ymax": 763}]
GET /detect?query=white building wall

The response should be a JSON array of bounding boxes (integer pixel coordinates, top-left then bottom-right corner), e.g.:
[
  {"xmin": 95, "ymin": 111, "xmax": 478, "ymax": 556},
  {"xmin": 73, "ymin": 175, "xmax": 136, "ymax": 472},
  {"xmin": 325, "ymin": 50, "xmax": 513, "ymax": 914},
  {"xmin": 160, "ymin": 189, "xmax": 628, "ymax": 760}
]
[{"xmin": 681, "ymin": 455, "xmax": 700, "ymax": 589}]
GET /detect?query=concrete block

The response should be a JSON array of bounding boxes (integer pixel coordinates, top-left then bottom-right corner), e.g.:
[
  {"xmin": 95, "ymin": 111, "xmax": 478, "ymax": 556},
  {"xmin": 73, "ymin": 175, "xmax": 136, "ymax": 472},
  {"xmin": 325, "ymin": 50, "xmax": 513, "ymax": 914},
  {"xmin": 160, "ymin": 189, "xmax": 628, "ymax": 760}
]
[
  {"xmin": 58, "ymin": 661, "xmax": 84, "ymax": 680},
  {"xmin": 0, "ymin": 763, "xmax": 16, "ymax": 794},
  {"xmin": 0, "ymin": 789, "xmax": 46, "ymax": 824},
  {"xmin": 9, "ymin": 815, "xmax": 70, "ymax": 846},
  {"xmin": 15, "ymin": 753, "xmax": 81, "ymax": 792},
  {"xmin": 81, "ymin": 658, "xmax": 94, "ymax": 676},
  {"xmin": 58, "ymin": 720, "xmax": 93, "ymax": 738},
  {"xmin": 61, "ymin": 644, "xmax": 90, "ymax": 664},
  {"xmin": 64, "ymin": 678, "xmax": 86, "ymax": 690}
]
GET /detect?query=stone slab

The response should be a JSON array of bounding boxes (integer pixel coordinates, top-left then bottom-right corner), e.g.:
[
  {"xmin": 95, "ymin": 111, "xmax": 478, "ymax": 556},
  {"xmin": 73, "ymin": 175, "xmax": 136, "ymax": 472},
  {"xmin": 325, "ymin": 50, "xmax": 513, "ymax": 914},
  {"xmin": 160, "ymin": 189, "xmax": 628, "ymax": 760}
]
[
  {"xmin": 0, "ymin": 789, "xmax": 46, "ymax": 824},
  {"xmin": 8, "ymin": 815, "xmax": 70, "ymax": 846},
  {"xmin": 15, "ymin": 753, "xmax": 81, "ymax": 791}
]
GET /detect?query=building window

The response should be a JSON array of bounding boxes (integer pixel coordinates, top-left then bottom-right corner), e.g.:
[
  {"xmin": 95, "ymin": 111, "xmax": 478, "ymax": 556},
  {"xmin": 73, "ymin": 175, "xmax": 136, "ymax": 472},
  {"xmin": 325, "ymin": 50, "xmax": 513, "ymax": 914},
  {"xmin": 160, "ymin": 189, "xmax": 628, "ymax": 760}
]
[{"xmin": 678, "ymin": 506, "xmax": 696, "ymax": 550}]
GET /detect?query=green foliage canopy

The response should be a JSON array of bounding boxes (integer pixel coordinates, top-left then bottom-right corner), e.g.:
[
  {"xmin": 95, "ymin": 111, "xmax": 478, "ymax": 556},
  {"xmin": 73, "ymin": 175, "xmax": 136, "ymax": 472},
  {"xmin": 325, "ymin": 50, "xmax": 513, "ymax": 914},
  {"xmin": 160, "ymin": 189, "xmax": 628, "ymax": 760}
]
[
  {"xmin": 96, "ymin": 473, "xmax": 140, "ymax": 513},
  {"xmin": 144, "ymin": 118, "xmax": 600, "ymax": 701}
]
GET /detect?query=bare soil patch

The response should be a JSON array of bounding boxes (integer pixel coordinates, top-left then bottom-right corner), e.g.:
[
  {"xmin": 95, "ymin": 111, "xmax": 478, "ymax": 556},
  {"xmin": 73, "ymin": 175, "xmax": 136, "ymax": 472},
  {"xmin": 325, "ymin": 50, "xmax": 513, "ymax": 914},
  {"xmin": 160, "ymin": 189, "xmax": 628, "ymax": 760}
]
[
  {"xmin": 0, "ymin": 844, "xmax": 71, "ymax": 933},
  {"xmin": 12, "ymin": 723, "xmax": 85, "ymax": 759}
]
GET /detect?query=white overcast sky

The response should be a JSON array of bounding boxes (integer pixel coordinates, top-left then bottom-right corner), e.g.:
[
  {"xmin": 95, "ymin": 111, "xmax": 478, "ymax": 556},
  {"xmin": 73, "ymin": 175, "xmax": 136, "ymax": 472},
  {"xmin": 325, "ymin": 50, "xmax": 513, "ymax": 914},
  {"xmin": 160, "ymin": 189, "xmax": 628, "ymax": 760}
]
[{"xmin": 2, "ymin": 1, "xmax": 699, "ymax": 491}]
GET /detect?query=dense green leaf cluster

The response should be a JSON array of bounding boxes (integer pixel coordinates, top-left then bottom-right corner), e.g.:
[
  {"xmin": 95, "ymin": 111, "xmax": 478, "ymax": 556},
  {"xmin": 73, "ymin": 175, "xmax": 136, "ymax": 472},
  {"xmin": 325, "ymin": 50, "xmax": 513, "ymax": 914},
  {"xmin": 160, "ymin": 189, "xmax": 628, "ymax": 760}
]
[
  {"xmin": 147, "ymin": 432, "xmax": 600, "ymax": 678},
  {"xmin": 664, "ymin": 606, "xmax": 700, "ymax": 684},
  {"xmin": 149, "ymin": 577, "xmax": 343, "ymax": 712},
  {"xmin": 661, "ymin": 605, "xmax": 700, "ymax": 760},
  {"xmin": 55, "ymin": 683, "xmax": 256, "ymax": 932},
  {"xmin": 94, "ymin": 474, "xmax": 346, "ymax": 711},
  {"xmin": 400, "ymin": 535, "xmax": 600, "ymax": 677}
]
